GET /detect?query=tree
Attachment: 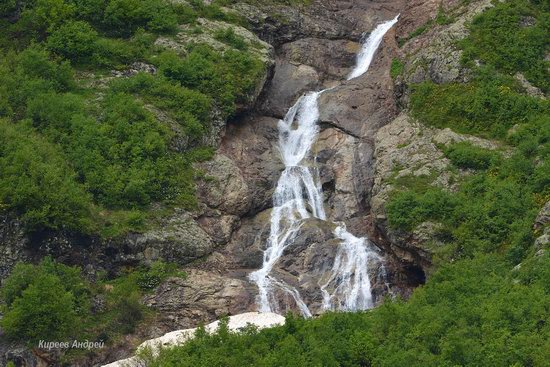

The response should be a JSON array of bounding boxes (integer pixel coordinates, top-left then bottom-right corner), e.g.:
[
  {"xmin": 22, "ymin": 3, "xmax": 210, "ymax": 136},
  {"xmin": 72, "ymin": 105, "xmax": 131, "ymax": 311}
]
[{"xmin": 1, "ymin": 274, "xmax": 77, "ymax": 344}]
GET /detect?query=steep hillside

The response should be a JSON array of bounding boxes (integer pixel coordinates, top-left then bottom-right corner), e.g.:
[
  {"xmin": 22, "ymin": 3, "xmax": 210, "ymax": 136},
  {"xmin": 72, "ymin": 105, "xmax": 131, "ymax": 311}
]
[{"xmin": 0, "ymin": 0, "xmax": 549, "ymax": 366}]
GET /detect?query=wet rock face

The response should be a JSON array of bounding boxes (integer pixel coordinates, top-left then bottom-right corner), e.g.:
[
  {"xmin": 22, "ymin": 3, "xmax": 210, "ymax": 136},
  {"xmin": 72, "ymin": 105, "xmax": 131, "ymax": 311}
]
[
  {"xmin": 261, "ymin": 61, "xmax": 321, "ymax": 118},
  {"xmin": 318, "ymin": 32, "xmax": 399, "ymax": 139}
]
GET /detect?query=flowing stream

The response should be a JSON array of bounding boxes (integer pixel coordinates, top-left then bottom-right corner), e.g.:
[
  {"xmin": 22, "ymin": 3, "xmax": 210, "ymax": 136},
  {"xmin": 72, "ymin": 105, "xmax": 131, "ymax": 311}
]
[{"xmin": 249, "ymin": 15, "xmax": 399, "ymax": 316}]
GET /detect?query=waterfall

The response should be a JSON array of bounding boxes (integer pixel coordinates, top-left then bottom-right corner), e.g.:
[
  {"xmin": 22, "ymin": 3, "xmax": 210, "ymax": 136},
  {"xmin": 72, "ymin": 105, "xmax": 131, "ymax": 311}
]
[
  {"xmin": 348, "ymin": 15, "xmax": 399, "ymax": 80},
  {"xmin": 249, "ymin": 16, "xmax": 399, "ymax": 316}
]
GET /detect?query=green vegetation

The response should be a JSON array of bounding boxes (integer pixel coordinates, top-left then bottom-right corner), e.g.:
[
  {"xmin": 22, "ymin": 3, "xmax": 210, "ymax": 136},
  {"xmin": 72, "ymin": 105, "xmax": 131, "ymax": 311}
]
[
  {"xmin": 461, "ymin": 0, "xmax": 550, "ymax": 93},
  {"xmin": 386, "ymin": 150, "xmax": 545, "ymax": 263},
  {"xmin": 390, "ymin": 58, "xmax": 404, "ymax": 79},
  {"xmin": 0, "ymin": 119, "xmax": 93, "ymax": 231},
  {"xmin": 0, "ymin": 0, "xmax": 265, "ymax": 236},
  {"xmin": 154, "ymin": 44, "xmax": 265, "ymax": 117},
  {"xmin": 214, "ymin": 27, "xmax": 248, "ymax": 50},
  {"xmin": 443, "ymin": 142, "xmax": 500, "ymax": 170},
  {"xmin": 410, "ymin": 68, "xmax": 549, "ymax": 139},
  {"xmin": 0, "ymin": 258, "xmax": 185, "ymax": 346}
]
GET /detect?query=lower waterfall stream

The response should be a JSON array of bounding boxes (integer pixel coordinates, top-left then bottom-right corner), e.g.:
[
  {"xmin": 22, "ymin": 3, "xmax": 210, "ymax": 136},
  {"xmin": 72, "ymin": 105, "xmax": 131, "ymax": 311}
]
[{"xmin": 249, "ymin": 15, "xmax": 399, "ymax": 316}]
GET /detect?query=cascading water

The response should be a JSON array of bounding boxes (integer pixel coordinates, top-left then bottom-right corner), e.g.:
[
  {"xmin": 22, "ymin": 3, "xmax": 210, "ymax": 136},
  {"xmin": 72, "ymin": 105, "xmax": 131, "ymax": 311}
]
[
  {"xmin": 348, "ymin": 15, "xmax": 400, "ymax": 80},
  {"xmin": 249, "ymin": 15, "xmax": 399, "ymax": 316}
]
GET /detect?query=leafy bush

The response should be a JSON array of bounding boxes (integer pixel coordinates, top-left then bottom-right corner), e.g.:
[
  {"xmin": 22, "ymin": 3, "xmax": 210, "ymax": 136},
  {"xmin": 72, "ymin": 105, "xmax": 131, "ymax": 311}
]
[
  {"xmin": 0, "ymin": 120, "xmax": 92, "ymax": 232},
  {"xmin": 156, "ymin": 45, "xmax": 264, "ymax": 117},
  {"xmin": 46, "ymin": 20, "xmax": 99, "ymax": 62},
  {"xmin": 0, "ymin": 0, "xmax": 17, "ymax": 17},
  {"xmin": 103, "ymin": 0, "xmax": 177, "ymax": 37},
  {"xmin": 0, "ymin": 46, "xmax": 74, "ymax": 119},
  {"xmin": 2, "ymin": 274, "xmax": 78, "ymax": 344},
  {"xmin": 67, "ymin": 0, "xmax": 106, "ymax": 25},
  {"xmin": 93, "ymin": 35, "xmax": 149, "ymax": 67},
  {"xmin": 19, "ymin": 0, "xmax": 76, "ymax": 36},
  {"xmin": 0, "ymin": 258, "xmax": 90, "ymax": 344},
  {"xmin": 444, "ymin": 142, "xmax": 500, "ymax": 170},
  {"xmin": 0, "ymin": 0, "xmax": 268, "ymax": 236},
  {"xmin": 111, "ymin": 72, "xmax": 212, "ymax": 138},
  {"xmin": 386, "ymin": 188, "xmax": 457, "ymax": 231},
  {"xmin": 136, "ymin": 261, "xmax": 187, "ymax": 290},
  {"xmin": 387, "ymin": 170, "xmax": 536, "ymax": 259},
  {"xmin": 1, "ymin": 258, "xmax": 186, "ymax": 346}
]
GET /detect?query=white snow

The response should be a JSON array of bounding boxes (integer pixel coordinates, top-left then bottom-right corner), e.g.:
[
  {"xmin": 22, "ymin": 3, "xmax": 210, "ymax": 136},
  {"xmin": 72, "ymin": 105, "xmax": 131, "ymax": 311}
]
[{"xmin": 101, "ymin": 312, "xmax": 285, "ymax": 367}]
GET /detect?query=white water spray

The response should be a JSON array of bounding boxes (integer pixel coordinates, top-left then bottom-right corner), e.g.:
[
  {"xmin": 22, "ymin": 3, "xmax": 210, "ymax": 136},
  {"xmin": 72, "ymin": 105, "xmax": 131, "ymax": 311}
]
[
  {"xmin": 348, "ymin": 15, "xmax": 399, "ymax": 80},
  {"xmin": 249, "ymin": 16, "xmax": 398, "ymax": 316}
]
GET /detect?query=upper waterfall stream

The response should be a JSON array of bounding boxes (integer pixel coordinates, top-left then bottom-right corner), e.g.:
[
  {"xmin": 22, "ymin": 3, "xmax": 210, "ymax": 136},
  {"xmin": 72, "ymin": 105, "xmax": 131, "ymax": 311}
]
[{"xmin": 249, "ymin": 15, "xmax": 399, "ymax": 316}]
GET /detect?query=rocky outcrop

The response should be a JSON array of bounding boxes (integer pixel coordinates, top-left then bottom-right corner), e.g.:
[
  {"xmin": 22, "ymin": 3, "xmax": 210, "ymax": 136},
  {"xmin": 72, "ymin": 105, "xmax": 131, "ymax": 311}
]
[
  {"xmin": 232, "ymin": 0, "xmax": 404, "ymax": 46},
  {"xmin": 371, "ymin": 112, "xmax": 503, "ymax": 269},
  {"xmin": 534, "ymin": 201, "xmax": 550, "ymax": 231},
  {"xmin": 393, "ymin": 0, "xmax": 494, "ymax": 107},
  {"xmin": 143, "ymin": 271, "xmax": 256, "ymax": 330},
  {"xmin": 121, "ymin": 211, "xmax": 216, "ymax": 265}
]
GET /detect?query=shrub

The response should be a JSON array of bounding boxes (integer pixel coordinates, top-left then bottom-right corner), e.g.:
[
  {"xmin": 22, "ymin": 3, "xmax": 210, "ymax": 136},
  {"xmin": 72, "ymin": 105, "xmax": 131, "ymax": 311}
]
[
  {"xmin": 0, "ymin": 0, "xmax": 17, "ymax": 18},
  {"xmin": 94, "ymin": 36, "xmax": 145, "ymax": 67},
  {"xmin": 67, "ymin": 0, "xmax": 106, "ymax": 25},
  {"xmin": 173, "ymin": 3, "xmax": 198, "ymax": 24},
  {"xmin": 157, "ymin": 45, "xmax": 264, "ymax": 117},
  {"xmin": 136, "ymin": 261, "xmax": 186, "ymax": 291},
  {"xmin": 145, "ymin": 254, "xmax": 550, "ymax": 367},
  {"xmin": 47, "ymin": 20, "xmax": 99, "ymax": 62},
  {"xmin": 103, "ymin": 0, "xmax": 177, "ymax": 37},
  {"xmin": 19, "ymin": 0, "xmax": 76, "ymax": 35},
  {"xmin": 410, "ymin": 71, "xmax": 549, "ymax": 139},
  {"xmin": 0, "ymin": 46, "xmax": 74, "ymax": 119},
  {"xmin": 444, "ymin": 142, "xmax": 500, "ymax": 170},
  {"xmin": 0, "ymin": 258, "xmax": 91, "ymax": 344},
  {"xmin": 2, "ymin": 274, "xmax": 78, "ymax": 344},
  {"xmin": 111, "ymin": 72, "xmax": 212, "ymax": 137},
  {"xmin": 0, "ymin": 120, "xmax": 92, "ymax": 232}
]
